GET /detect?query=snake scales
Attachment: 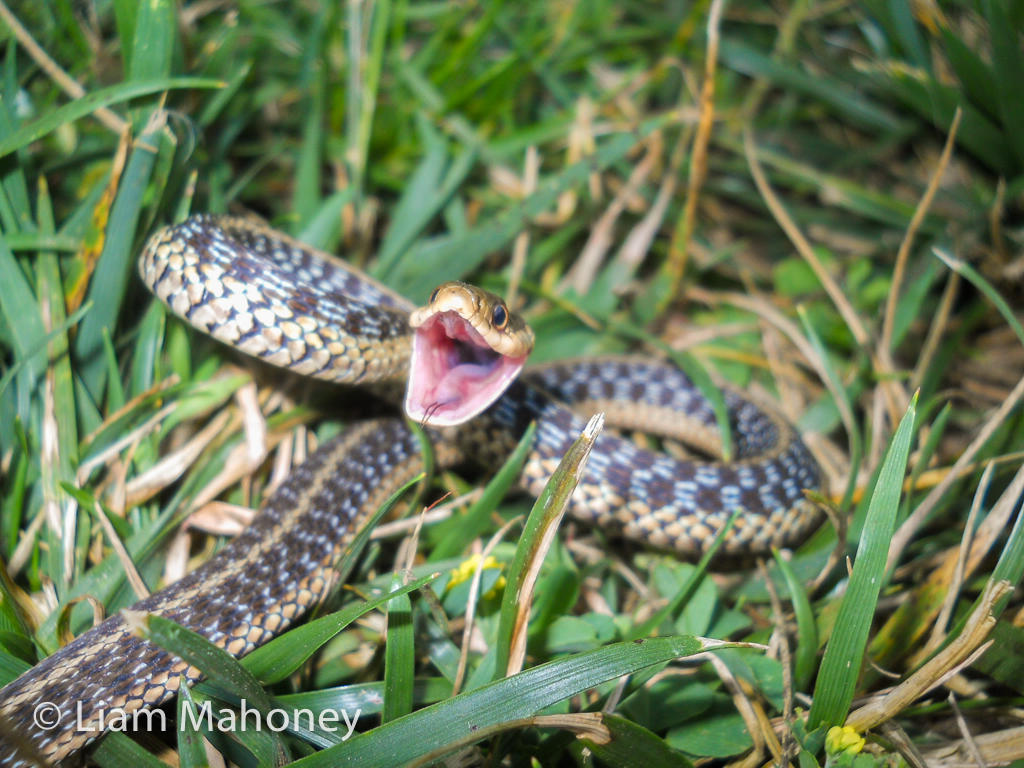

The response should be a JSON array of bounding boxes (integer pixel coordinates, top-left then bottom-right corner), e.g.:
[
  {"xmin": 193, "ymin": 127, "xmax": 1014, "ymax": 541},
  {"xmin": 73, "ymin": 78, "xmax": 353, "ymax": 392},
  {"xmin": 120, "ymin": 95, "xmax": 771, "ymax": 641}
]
[{"xmin": 0, "ymin": 214, "xmax": 822, "ymax": 765}]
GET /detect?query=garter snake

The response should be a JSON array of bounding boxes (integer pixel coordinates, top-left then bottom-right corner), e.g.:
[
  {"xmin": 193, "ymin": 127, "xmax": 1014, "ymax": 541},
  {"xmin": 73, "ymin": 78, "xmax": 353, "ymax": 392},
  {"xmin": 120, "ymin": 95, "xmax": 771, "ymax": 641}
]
[{"xmin": 0, "ymin": 214, "xmax": 823, "ymax": 766}]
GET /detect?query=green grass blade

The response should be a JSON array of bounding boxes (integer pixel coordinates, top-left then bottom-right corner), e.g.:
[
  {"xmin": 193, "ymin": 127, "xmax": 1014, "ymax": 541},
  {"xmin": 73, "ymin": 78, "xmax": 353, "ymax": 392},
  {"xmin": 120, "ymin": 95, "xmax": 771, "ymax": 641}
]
[
  {"xmin": 297, "ymin": 190, "xmax": 356, "ymax": 251},
  {"xmin": 350, "ymin": 0, "xmax": 391, "ymax": 202},
  {"xmin": 975, "ymin": 619, "xmax": 1024, "ymax": 695},
  {"xmin": 934, "ymin": 247, "xmax": 1024, "ymax": 348},
  {"xmin": 35, "ymin": 504, "xmax": 181, "ymax": 651},
  {"xmin": 74, "ymin": 130, "xmax": 162, "ymax": 398},
  {"xmin": 128, "ymin": 612, "xmax": 276, "ymax": 711},
  {"xmin": 382, "ymin": 574, "xmax": 414, "ymax": 723},
  {"xmin": 0, "ymin": 646, "xmax": 30, "ymax": 687},
  {"xmin": 808, "ymin": 393, "xmax": 918, "ymax": 729},
  {"xmin": 126, "ymin": 612, "xmax": 289, "ymax": 762},
  {"xmin": 0, "ymin": 301, "xmax": 91, "ymax": 405},
  {"xmin": 0, "ymin": 77, "xmax": 223, "ymax": 159},
  {"xmin": 493, "ymin": 414, "xmax": 603, "ymax": 680},
  {"xmin": 773, "ymin": 550, "xmax": 818, "ymax": 692},
  {"xmin": 374, "ymin": 127, "xmax": 476, "ymax": 277},
  {"xmin": 719, "ymin": 39, "xmax": 910, "ymax": 133},
  {"xmin": 273, "ymin": 678, "xmax": 453, "ymax": 718},
  {"xmin": 291, "ymin": 635, "xmax": 710, "ymax": 767},
  {"xmin": 984, "ymin": 0, "xmax": 1024, "ymax": 167},
  {"xmin": 2, "ymin": 233, "xmax": 79, "ymax": 252},
  {"xmin": 798, "ymin": 304, "xmax": 862, "ymax": 514},
  {"xmin": 243, "ymin": 573, "xmax": 438, "ymax": 684},
  {"xmin": 940, "ymin": 28, "xmax": 998, "ymax": 117},
  {"xmin": 36, "ymin": 182, "xmax": 78, "ymax": 474},
  {"xmin": 0, "ymin": 234, "xmax": 47, "ymax": 388},
  {"xmin": 128, "ymin": 0, "xmax": 175, "ymax": 82},
  {"xmin": 293, "ymin": 71, "xmax": 325, "ymax": 228},
  {"xmin": 175, "ymin": 682, "xmax": 209, "ymax": 768},
  {"xmin": 91, "ymin": 731, "xmax": 171, "ymax": 768}
]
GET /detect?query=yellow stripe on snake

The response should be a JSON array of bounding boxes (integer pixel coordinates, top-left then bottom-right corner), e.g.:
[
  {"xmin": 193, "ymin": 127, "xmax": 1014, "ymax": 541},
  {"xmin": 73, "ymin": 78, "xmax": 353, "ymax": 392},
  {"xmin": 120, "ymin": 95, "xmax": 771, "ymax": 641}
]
[{"xmin": 0, "ymin": 215, "xmax": 822, "ymax": 765}]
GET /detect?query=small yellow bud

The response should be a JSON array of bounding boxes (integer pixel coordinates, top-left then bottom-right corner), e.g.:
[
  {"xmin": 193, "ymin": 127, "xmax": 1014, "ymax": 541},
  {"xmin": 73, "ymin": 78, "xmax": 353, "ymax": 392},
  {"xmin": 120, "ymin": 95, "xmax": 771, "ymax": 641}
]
[
  {"xmin": 447, "ymin": 554, "xmax": 505, "ymax": 597},
  {"xmin": 826, "ymin": 725, "xmax": 865, "ymax": 756}
]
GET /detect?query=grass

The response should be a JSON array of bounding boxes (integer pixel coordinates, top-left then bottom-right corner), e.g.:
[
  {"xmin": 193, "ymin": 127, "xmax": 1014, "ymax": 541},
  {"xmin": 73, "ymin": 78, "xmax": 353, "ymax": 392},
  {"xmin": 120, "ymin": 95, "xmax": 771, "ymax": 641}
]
[{"xmin": 1, "ymin": 1, "xmax": 1024, "ymax": 766}]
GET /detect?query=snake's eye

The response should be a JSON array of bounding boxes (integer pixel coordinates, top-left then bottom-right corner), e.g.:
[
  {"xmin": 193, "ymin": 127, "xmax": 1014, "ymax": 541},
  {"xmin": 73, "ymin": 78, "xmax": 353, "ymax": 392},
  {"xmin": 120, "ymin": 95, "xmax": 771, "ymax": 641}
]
[
  {"xmin": 429, "ymin": 287, "xmax": 440, "ymax": 304},
  {"xmin": 491, "ymin": 302, "xmax": 508, "ymax": 330}
]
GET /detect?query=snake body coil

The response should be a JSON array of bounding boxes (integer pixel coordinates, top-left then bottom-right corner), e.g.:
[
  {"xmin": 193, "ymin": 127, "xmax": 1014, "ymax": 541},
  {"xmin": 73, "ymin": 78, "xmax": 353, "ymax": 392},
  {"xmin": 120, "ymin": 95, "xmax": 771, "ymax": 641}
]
[{"xmin": 0, "ymin": 215, "xmax": 822, "ymax": 765}]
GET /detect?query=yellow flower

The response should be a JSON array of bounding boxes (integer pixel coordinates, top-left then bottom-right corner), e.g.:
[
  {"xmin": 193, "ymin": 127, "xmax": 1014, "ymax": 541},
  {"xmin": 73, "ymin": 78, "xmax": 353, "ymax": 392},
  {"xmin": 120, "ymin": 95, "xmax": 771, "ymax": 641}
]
[
  {"xmin": 826, "ymin": 726, "xmax": 865, "ymax": 757},
  {"xmin": 448, "ymin": 554, "xmax": 506, "ymax": 598}
]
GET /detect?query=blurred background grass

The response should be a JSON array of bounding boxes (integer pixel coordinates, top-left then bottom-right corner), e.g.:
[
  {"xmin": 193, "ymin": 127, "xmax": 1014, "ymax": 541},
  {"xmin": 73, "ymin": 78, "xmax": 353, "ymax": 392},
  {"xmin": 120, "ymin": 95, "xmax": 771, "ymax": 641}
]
[{"xmin": 1, "ymin": 0, "xmax": 1024, "ymax": 765}]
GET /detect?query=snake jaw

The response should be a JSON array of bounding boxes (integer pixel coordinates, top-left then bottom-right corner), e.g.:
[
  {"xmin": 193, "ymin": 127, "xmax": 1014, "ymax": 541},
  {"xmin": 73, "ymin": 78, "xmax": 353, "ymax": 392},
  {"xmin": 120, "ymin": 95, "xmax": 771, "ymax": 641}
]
[{"xmin": 405, "ymin": 311, "xmax": 528, "ymax": 426}]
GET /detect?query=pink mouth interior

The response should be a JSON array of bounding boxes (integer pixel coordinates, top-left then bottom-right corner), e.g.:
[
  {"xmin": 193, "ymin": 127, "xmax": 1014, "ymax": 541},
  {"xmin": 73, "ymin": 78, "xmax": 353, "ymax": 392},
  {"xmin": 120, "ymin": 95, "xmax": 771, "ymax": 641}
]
[{"xmin": 405, "ymin": 313, "xmax": 527, "ymax": 427}]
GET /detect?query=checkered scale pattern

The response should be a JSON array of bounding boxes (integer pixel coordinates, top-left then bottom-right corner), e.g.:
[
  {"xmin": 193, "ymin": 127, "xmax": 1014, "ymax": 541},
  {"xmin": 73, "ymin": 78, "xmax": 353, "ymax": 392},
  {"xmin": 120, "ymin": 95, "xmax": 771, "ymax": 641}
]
[
  {"xmin": 0, "ymin": 421, "xmax": 435, "ymax": 766},
  {"xmin": 139, "ymin": 215, "xmax": 413, "ymax": 384},
  {"xmin": 478, "ymin": 360, "xmax": 821, "ymax": 555}
]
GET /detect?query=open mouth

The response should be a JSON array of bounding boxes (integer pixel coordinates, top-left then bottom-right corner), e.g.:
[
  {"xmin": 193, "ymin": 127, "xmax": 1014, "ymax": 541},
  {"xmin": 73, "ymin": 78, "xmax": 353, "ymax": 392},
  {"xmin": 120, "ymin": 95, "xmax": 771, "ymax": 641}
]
[{"xmin": 405, "ymin": 311, "xmax": 528, "ymax": 427}]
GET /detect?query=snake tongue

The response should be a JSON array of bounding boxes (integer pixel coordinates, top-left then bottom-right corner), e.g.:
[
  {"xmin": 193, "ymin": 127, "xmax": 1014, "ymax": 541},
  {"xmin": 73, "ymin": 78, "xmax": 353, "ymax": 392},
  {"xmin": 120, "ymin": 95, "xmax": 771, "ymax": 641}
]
[{"xmin": 405, "ymin": 312, "xmax": 527, "ymax": 427}]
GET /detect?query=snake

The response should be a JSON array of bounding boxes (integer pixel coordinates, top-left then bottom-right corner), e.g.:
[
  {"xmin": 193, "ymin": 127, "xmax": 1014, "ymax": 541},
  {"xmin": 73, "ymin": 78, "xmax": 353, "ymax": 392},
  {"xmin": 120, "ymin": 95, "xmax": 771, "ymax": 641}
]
[{"xmin": 0, "ymin": 214, "xmax": 823, "ymax": 766}]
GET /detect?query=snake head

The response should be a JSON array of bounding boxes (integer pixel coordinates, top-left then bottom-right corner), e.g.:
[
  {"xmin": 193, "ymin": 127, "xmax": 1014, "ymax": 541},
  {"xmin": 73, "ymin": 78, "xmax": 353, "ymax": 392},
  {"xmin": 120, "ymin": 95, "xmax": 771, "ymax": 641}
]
[{"xmin": 406, "ymin": 281, "xmax": 534, "ymax": 427}]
